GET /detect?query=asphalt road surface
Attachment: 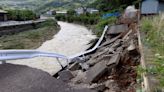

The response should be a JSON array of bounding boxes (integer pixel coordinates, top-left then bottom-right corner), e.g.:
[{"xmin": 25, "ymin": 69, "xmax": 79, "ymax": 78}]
[{"xmin": 0, "ymin": 64, "xmax": 95, "ymax": 92}]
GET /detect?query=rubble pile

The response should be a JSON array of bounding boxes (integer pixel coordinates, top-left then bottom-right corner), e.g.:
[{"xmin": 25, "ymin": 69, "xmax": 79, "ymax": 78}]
[{"xmin": 57, "ymin": 7, "xmax": 140, "ymax": 92}]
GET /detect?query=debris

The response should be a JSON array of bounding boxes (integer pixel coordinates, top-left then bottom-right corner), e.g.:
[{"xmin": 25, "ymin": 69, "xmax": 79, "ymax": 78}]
[
  {"xmin": 57, "ymin": 7, "xmax": 141, "ymax": 92},
  {"xmin": 58, "ymin": 70, "xmax": 74, "ymax": 82},
  {"xmin": 127, "ymin": 40, "xmax": 136, "ymax": 51},
  {"xmin": 90, "ymin": 83, "xmax": 106, "ymax": 92},
  {"xmin": 107, "ymin": 24, "xmax": 128, "ymax": 35},
  {"xmin": 106, "ymin": 54, "xmax": 120, "ymax": 66},
  {"xmin": 86, "ymin": 60, "xmax": 108, "ymax": 83},
  {"xmin": 124, "ymin": 5, "xmax": 138, "ymax": 19},
  {"xmin": 75, "ymin": 88, "xmax": 96, "ymax": 92},
  {"xmin": 79, "ymin": 63, "xmax": 89, "ymax": 71},
  {"xmin": 68, "ymin": 62, "xmax": 80, "ymax": 71},
  {"xmin": 105, "ymin": 80, "xmax": 120, "ymax": 91},
  {"xmin": 71, "ymin": 70, "xmax": 86, "ymax": 84}
]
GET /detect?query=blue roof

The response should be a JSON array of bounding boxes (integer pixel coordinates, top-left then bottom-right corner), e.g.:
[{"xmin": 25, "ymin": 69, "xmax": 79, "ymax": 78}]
[{"xmin": 141, "ymin": 0, "xmax": 159, "ymax": 14}]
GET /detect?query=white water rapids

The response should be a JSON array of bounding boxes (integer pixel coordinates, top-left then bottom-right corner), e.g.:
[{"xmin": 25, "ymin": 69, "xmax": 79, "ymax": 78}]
[{"xmin": 7, "ymin": 21, "xmax": 96, "ymax": 75}]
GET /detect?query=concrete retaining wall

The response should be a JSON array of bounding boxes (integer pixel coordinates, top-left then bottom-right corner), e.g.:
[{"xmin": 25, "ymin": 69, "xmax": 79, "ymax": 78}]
[{"xmin": 0, "ymin": 22, "xmax": 42, "ymax": 36}]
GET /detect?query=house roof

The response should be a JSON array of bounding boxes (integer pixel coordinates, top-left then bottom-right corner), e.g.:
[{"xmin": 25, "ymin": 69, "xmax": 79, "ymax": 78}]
[
  {"xmin": 0, "ymin": 9, "xmax": 8, "ymax": 13},
  {"xmin": 141, "ymin": 0, "xmax": 159, "ymax": 14}
]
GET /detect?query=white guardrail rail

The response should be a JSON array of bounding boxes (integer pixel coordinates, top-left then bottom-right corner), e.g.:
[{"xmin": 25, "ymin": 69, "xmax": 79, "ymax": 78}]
[{"xmin": 0, "ymin": 26, "xmax": 108, "ymax": 65}]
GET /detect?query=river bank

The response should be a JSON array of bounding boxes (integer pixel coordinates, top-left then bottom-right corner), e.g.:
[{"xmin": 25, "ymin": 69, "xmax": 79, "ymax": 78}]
[
  {"xmin": 6, "ymin": 21, "xmax": 96, "ymax": 75},
  {"xmin": 0, "ymin": 20, "xmax": 60, "ymax": 49}
]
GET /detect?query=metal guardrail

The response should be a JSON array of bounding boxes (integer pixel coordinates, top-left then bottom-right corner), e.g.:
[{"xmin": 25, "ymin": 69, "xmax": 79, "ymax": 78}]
[
  {"xmin": 68, "ymin": 25, "xmax": 108, "ymax": 60},
  {"xmin": 0, "ymin": 50, "xmax": 67, "ymax": 61},
  {"xmin": 0, "ymin": 25, "xmax": 108, "ymax": 66}
]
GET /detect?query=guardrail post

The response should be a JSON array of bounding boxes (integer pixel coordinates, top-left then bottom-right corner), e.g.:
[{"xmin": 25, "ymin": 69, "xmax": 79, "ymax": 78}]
[
  {"xmin": 56, "ymin": 58, "xmax": 64, "ymax": 69},
  {"xmin": 66, "ymin": 59, "xmax": 70, "ymax": 67},
  {"xmin": 1, "ymin": 60, "xmax": 6, "ymax": 64}
]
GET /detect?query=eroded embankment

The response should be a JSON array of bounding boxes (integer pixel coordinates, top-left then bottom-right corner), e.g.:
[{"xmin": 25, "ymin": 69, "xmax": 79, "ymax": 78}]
[{"xmin": 56, "ymin": 12, "xmax": 141, "ymax": 92}]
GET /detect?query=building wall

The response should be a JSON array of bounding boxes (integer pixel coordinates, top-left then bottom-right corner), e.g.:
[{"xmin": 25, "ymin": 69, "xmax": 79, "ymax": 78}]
[
  {"xmin": 0, "ymin": 13, "xmax": 7, "ymax": 21},
  {"xmin": 0, "ymin": 13, "xmax": 4, "ymax": 21},
  {"xmin": 159, "ymin": 2, "xmax": 164, "ymax": 12},
  {"xmin": 141, "ymin": 0, "xmax": 159, "ymax": 15}
]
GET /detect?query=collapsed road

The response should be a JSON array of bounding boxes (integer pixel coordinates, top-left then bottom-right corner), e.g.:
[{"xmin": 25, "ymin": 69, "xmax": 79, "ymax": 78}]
[
  {"xmin": 0, "ymin": 7, "xmax": 142, "ymax": 92},
  {"xmin": 55, "ymin": 9, "xmax": 141, "ymax": 92}
]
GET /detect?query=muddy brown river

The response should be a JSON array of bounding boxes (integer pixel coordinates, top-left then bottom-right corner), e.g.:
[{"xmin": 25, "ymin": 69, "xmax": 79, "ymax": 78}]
[{"xmin": 7, "ymin": 21, "xmax": 96, "ymax": 75}]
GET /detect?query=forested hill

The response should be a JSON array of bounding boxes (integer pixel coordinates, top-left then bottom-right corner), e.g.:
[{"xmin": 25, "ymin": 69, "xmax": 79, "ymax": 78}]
[
  {"xmin": 37, "ymin": 0, "xmax": 95, "ymax": 13},
  {"xmin": 0, "ymin": 0, "xmax": 95, "ymax": 11},
  {"xmin": 89, "ymin": 0, "xmax": 141, "ymax": 12}
]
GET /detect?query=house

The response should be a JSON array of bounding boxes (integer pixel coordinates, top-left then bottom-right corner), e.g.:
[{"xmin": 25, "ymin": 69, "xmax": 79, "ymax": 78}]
[
  {"xmin": 159, "ymin": 0, "xmax": 164, "ymax": 12},
  {"xmin": 46, "ymin": 10, "xmax": 56, "ymax": 16},
  {"xmin": 141, "ymin": 0, "xmax": 164, "ymax": 15},
  {"xmin": 75, "ymin": 7, "xmax": 85, "ymax": 15},
  {"xmin": 56, "ymin": 11, "xmax": 67, "ymax": 15},
  {"xmin": 75, "ymin": 7, "xmax": 99, "ymax": 15},
  {"xmin": 87, "ymin": 8, "xmax": 99, "ymax": 14},
  {"xmin": 0, "ymin": 9, "xmax": 8, "ymax": 21}
]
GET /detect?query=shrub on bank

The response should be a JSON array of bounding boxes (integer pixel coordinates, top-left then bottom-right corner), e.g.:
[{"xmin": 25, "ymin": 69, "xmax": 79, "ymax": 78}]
[
  {"xmin": 93, "ymin": 17, "xmax": 117, "ymax": 36},
  {"xmin": 7, "ymin": 9, "xmax": 38, "ymax": 21},
  {"xmin": 55, "ymin": 13, "xmax": 100, "ymax": 25}
]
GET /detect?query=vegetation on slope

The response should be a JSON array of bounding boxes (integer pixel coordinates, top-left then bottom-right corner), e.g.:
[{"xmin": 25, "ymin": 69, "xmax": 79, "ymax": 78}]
[
  {"xmin": 0, "ymin": 19, "xmax": 59, "ymax": 49},
  {"xmin": 88, "ymin": 0, "xmax": 140, "ymax": 12},
  {"xmin": 0, "ymin": 0, "xmax": 95, "ymax": 13},
  {"xmin": 6, "ymin": 9, "xmax": 38, "ymax": 21},
  {"xmin": 141, "ymin": 14, "xmax": 164, "ymax": 88}
]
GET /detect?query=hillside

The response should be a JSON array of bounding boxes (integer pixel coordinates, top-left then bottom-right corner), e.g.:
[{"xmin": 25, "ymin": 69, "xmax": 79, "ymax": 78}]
[
  {"xmin": 88, "ymin": 0, "xmax": 140, "ymax": 11},
  {"xmin": 0, "ymin": 0, "xmax": 95, "ymax": 12}
]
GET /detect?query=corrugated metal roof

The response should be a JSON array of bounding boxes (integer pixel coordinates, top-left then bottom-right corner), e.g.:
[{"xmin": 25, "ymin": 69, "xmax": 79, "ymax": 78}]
[
  {"xmin": 141, "ymin": 0, "xmax": 159, "ymax": 14},
  {"xmin": 0, "ymin": 10, "xmax": 7, "ymax": 13}
]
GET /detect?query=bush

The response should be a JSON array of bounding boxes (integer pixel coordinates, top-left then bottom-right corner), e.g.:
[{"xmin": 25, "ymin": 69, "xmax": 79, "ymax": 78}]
[
  {"xmin": 7, "ymin": 9, "xmax": 37, "ymax": 21},
  {"xmin": 55, "ymin": 12, "xmax": 100, "ymax": 25},
  {"xmin": 95, "ymin": 17, "xmax": 117, "ymax": 30},
  {"xmin": 55, "ymin": 14, "xmax": 66, "ymax": 21},
  {"xmin": 93, "ymin": 17, "xmax": 117, "ymax": 36}
]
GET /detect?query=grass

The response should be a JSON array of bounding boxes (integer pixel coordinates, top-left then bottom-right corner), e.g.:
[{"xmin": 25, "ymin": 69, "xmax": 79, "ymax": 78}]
[
  {"xmin": 92, "ymin": 17, "xmax": 117, "ymax": 37},
  {"xmin": 141, "ymin": 14, "xmax": 164, "ymax": 89},
  {"xmin": 0, "ymin": 19, "xmax": 59, "ymax": 49}
]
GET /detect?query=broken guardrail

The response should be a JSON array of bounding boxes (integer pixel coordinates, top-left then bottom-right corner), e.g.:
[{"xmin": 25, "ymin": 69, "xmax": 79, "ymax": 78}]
[{"xmin": 0, "ymin": 25, "xmax": 108, "ymax": 66}]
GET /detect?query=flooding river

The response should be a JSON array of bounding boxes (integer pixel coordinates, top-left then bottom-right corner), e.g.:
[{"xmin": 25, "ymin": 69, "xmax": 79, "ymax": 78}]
[{"xmin": 7, "ymin": 21, "xmax": 96, "ymax": 75}]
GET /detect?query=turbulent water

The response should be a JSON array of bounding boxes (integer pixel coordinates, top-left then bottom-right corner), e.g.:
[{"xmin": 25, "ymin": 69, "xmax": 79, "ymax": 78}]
[{"xmin": 7, "ymin": 21, "xmax": 96, "ymax": 75}]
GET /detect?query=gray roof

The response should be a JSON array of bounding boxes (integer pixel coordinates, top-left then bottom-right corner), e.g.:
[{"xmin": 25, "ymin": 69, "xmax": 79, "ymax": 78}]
[{"xmin": 141, "ymin": 0, "xmax": 159, "ymax": 14}]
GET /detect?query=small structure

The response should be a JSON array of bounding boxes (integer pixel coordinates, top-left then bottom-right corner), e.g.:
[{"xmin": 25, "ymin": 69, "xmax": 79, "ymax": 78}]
[
  {"xmin": 159, "ymin": 0, "xmax": 164, "ymax": 12},
  {"xmin": 75, "ymin": 7, "xmax": 85, "ymax": 15},
  {"xmin": 0, "ymin": 9, "xmax": 8, "ymax": 21},
  {"xmin": 141, "ymin": 0, "xmax": 164, "ymax": 15},
  {"xmin": 86, "ymin": 8, "xmax": 99, "ymax": 14},
  {"xmin": 46, "ymin": 10, "xmax": 56, "ymax": 16},
  {"xmin": 75, "ymin": 7, "xmax": 99, "ymax": 15},
  {"xmin": 56, "ymin": 11, "xmax": 67, "ymax": 15}
]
